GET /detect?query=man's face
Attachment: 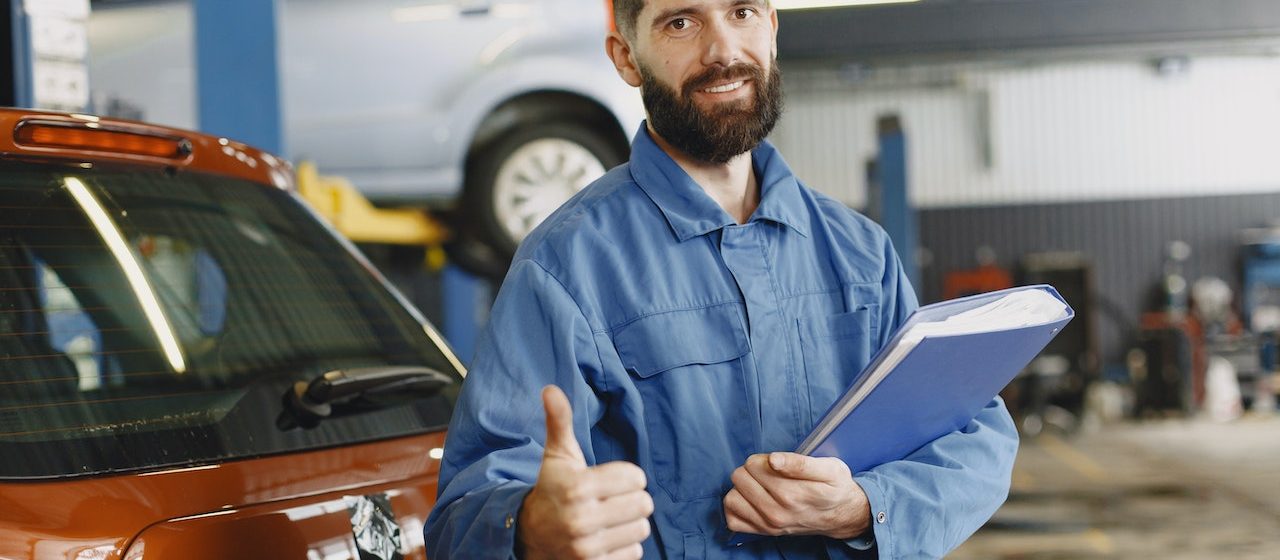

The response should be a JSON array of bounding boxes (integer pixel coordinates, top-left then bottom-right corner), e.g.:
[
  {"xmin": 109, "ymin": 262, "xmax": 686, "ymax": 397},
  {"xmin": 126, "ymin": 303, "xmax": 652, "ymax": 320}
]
[{"xmin": 610, "ymin": 0, "xmax": 783, "ymax": 164}]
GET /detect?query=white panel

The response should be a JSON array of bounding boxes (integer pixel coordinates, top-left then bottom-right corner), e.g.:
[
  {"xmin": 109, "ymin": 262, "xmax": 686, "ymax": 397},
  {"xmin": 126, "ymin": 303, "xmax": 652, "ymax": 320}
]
[
  {"xmin": 772, "ymin": 56, "xmax": 1280, "ymax": 209},
  {"xmin": 25, "ymin": 0, "xmax": 90, "ymax": 19},
  {"xmin": 86, "ymin": 1, "xmax": 196, "ymax": 129},
  {"xmin": 30, "ymin": 15, "xmax": 88, "ymax": 59},
  {"xmin": 32, "ymin": 59, "xmax": 89, "ymax": 109}
]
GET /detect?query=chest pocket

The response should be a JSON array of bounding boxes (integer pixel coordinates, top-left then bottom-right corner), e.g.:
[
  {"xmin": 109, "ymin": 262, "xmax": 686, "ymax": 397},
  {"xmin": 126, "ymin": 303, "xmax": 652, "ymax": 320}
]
[
  {"xmin": 796, "ymin": 305, "xmax": 879, "ymax": 431},
  {"xmin": 613, "ymin": 303, "xmax": 754, "ymax": 502}
]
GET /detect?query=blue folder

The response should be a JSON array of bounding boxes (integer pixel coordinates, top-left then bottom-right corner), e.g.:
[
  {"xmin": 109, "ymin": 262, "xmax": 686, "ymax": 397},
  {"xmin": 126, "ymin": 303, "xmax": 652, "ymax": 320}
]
[
  {"xmin": 800, "ymin": 284, "xmax": 1073, "ymax": 470},
  {"xmin": 728, "ymin": 285, "xmax": 1072, "ymax": 545}
]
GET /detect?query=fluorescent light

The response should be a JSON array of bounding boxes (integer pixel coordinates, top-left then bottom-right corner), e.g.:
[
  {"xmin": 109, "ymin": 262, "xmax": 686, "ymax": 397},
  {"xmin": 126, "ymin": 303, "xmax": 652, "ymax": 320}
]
[
  {"xmin": 64, "ymin": 177, "xmax": 187, "ymax": 374},
  {"xmin": 774, "ymin": 0, "xmax": 919, "ymax": 11}
]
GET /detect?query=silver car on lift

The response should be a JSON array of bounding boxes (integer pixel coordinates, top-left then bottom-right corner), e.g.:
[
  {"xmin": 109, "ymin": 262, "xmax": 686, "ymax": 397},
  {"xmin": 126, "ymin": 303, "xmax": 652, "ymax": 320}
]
[
  {"xmin": 285, "ymin": 0, "xmax": 643, "ymax": 267},
  {"xmin": 91, "ymin": 0, "xmax": 643, "ymax": 270}
]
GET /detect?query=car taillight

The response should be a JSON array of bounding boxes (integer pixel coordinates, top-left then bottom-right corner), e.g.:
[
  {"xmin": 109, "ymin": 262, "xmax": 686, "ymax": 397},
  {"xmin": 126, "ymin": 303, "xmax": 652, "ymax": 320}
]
[{"xmin": 14, "ymin": 121, "xmax": 192, "ymax": 159}]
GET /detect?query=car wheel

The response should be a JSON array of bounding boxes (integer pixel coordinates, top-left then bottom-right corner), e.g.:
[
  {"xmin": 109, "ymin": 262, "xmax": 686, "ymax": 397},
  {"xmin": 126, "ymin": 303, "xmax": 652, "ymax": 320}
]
[{"xmin": 463, "ymin": 122, "xmax": 626, "ymax": 261}]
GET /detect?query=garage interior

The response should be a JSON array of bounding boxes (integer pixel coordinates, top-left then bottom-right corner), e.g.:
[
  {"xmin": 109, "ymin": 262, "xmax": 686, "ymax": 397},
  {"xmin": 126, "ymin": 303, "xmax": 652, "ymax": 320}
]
[{"xmin": 6, "ymin": 0, "xmax": 1280, "ymax": 557}]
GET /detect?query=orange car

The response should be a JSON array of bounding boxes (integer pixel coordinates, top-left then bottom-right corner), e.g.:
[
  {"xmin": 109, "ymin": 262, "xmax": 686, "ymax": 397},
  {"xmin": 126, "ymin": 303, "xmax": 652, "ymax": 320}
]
[{"xmin": 0, "ymin": 109, "xmax": 464, "ymax": 559}]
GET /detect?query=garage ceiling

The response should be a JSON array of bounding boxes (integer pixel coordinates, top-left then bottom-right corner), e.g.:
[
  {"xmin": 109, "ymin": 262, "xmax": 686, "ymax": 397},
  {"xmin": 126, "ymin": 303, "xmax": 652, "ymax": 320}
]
[{"xmin": 778, "ymin": 0, "xmax": 1280, "ymax": 61}]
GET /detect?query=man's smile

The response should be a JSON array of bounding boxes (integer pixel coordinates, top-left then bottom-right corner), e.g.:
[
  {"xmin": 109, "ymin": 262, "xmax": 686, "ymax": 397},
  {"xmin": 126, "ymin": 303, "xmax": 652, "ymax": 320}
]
[
  {"xmin": 694, "ymin": 78, "xmax": 755, "ymax": 105},
  {"xmin": 703, "ymin": 79, "xmax": 747, "ymax": 94}
]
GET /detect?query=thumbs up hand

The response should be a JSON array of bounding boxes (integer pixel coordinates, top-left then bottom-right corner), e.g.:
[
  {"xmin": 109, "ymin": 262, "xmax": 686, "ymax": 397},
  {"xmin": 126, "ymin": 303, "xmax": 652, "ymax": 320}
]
[{"xmin": 517, "ymin": 386, "xmax": 654, "ymax": 560}]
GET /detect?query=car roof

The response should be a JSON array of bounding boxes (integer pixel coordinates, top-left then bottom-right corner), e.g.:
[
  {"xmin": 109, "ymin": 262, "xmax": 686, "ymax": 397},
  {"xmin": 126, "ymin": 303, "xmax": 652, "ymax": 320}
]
[{"xmin": 0, "ymin": 107, "xmax": 293, "ymax": 190}]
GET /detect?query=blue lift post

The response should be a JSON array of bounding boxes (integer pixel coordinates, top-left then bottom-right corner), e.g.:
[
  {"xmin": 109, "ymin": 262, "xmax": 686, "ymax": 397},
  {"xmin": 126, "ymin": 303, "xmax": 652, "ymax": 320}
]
[
  {"xmin": 7, "ymin": 0, "xmax": 33, "ymax": 107},
  {"xmin": 876, "ymin": 115, "xmax": 921, "ymax": 297},
  {"xmin": 193, "ymin": 0, "xmax": 284, "ymax": 155},
  {"xmin": 442, "ymin": 266, "xmax": 491, "ymax": 367}
]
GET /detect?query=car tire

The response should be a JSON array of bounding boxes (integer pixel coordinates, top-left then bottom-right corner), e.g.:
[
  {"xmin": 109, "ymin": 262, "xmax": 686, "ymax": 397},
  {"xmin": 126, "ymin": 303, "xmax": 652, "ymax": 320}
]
[{"xmin": 461, "ymin": 121, "xmax": 627, "ymax": 264}]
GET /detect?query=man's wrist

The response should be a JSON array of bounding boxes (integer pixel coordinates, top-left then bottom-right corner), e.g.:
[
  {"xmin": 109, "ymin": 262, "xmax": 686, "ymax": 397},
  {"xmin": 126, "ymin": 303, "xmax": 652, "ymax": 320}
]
[
  {"xmin": 515, "ymin": 489, "xmax": 536, "ymax": 560},
  {"xmin": 823, "ymin": 486, "xmax": 872, "ymax": 539},
  {"xmin": 826, "ymin": 508, "xmax": 871, "ymax": 539}
]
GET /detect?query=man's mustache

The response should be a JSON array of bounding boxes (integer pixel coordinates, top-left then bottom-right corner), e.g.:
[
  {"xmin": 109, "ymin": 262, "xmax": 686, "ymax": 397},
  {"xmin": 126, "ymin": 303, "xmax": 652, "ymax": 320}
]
[{"xmin": 681, "ymin": 63, "xmax": 765, "ymax": 98}]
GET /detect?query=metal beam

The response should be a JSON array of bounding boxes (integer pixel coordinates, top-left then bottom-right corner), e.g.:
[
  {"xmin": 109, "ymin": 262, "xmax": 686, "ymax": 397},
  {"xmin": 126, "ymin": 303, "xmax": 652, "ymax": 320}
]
[
  {"xmin": 193, "ymin": 0, "xmax": 283, "ymax": 154},
  {"xmin": 3, "ymin": 0, "xmax": 23, "ymax": 107},
  {"xmin": 442, "ymin": 266, "xmax": 490, "ymax": 368},
  {"xmin": 874, "ymin": 115, "xmax": 920, "ymax": 295},
  {"xmin": 778, "ymin": 0, "xmax": 1280, "ymax": 61}
]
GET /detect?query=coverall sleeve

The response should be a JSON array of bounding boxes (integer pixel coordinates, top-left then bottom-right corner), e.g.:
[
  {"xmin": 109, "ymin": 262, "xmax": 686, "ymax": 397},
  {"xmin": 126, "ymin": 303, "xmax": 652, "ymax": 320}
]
[
  {"xmin": 424, "ymin": 259, "xmax": 605, "ymax": 560},
  {"xmin": 831, "ymin": 234, "xmax": 1021, "ymax": 559}
]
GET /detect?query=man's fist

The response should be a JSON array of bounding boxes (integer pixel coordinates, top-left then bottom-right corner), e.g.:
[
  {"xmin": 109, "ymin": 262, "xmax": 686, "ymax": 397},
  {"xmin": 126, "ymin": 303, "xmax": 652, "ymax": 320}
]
[
  {"xmin": 724, "ymin": 452, "xmax": 871, "ymax": 540},
  {"xmin": 518, "ymin": 386, "xmax": 654, "ymax": 560}
]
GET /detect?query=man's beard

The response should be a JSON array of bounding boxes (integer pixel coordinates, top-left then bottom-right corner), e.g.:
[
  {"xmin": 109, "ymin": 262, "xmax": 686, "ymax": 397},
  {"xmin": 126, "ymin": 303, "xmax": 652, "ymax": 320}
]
[{"xmin": 639, "ymin": 60, "xmax": 784, "ymax": 164}]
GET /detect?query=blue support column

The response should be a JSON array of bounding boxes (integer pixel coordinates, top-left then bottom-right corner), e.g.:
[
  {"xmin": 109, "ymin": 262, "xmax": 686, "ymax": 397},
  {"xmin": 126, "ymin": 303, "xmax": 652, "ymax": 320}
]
[
  {"xmin": 442, "ymin": 265, "xmax": 490, "ymax": 367},
  {"xmin": 876, "ymin": 115, "xmax": 921, "ymax": 295},
  {"xmin": 193, "ymin": 0, "xmax": 283, "ymax": 155},
  {"xmin": 7, "ymin": 0, "xmax": 33, "ymax": 107}
]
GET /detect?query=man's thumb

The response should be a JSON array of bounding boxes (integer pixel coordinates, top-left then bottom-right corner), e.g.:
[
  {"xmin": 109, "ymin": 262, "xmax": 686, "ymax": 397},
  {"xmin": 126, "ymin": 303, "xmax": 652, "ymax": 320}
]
[{"xmin": 541, "ymin": 385, "xmax": 585, "ymax": 465}]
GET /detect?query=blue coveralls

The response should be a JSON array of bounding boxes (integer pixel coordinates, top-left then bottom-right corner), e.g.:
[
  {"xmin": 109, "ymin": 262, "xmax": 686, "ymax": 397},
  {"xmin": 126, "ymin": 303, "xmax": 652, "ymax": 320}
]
[{"xmin": 425, "ymin": 126, "xmax": 1019, "ymax": 559}]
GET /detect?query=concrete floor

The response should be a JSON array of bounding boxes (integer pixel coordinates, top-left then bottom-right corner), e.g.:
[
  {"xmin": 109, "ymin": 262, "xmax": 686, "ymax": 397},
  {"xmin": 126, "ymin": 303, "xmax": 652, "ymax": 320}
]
[{"xmin": 951, "ymin": 415, "xmax": 1280, "ymax": 559}]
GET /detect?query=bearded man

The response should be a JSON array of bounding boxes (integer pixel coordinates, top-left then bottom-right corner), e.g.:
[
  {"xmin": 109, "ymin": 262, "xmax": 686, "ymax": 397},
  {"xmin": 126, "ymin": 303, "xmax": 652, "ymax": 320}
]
[{"xmin": 423, "ymin": 0, "xmax": 1019, "ymax": 557}]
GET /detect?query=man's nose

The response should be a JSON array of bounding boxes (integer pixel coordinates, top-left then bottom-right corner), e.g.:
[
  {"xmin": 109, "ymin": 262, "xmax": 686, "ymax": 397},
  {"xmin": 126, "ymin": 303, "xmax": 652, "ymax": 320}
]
[{"xmin": 700, "ymin": 19, "xmax": 742, "ymax": 68}]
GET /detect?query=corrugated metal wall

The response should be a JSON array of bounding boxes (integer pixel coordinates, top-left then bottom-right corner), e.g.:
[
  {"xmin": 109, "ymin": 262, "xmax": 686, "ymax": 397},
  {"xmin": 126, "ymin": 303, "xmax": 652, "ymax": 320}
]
[
  {"xmin": 772, "ymin": 54, "xmax": 1280, "ymax": 369},
  {"xmin": 774, "ymin": 55, "xmax": 1280, "ymax": 208},
  {"xmin": 919, "ymin": 193, "xmax": 1280, "ymax": 366}
]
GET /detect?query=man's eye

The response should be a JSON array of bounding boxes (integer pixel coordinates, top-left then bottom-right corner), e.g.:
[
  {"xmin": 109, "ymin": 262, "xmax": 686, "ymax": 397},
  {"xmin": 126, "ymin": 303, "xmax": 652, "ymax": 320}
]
[
  {"xmin": 734, "ymin": 8, "xmax": 755, "ymax": 19},
  {"xmin": 670, "ymin": 18, "xmax": 688, "ymax": 30}
]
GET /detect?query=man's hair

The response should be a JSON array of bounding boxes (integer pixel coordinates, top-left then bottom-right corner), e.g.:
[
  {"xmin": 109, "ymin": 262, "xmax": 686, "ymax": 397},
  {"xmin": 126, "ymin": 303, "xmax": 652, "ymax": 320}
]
[{"xmin": 613, "ymin": 0, "xmax": 644, "ymax": 40}]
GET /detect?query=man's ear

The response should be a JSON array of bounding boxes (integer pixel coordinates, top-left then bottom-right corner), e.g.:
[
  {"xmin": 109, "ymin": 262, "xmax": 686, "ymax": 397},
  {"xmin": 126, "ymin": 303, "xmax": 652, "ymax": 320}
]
[
  {"xmin": 770, "ymin": 7, "xmax": 779, "ymax": 59},
  {"xmin": 606, "ymin": 31, "xmax": 643, "ymax": 87}
]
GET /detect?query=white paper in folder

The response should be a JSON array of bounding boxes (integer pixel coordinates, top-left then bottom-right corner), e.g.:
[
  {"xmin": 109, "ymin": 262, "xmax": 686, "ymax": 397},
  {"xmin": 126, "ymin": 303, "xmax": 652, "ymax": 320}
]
[{"xmin": 798, "ymin": 288, "xmax": 1070, "ymax": 455}]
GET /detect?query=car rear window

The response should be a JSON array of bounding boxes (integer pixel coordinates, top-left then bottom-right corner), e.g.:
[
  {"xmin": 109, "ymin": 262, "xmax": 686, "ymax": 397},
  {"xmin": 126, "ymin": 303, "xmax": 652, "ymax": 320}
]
[{"xmin": 0, "ymin": 160, "xmax": 461, "ymax": 479}]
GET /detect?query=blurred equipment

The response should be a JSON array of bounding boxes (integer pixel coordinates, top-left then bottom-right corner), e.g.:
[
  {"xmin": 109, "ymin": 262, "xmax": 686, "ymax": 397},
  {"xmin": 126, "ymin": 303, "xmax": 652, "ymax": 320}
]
[
  {"xmin": 1001, "ymin": 252, "xmax": 1099, "ymax": 434},
  {"xmin": 1132, "ymin": 318, "xmax": 1195, "ymax": 416},
  {"xmin": 942, "ymin": 246, "xmax": 1014, "ymax": 300},
  {"xmin": 1190, "ymin": 275, "xmax": 1267, "ymax": 410},
  {"xmin": 1241, "ymin": 228, "xmax": 1280, "ymax": 332},
  {"xmin": 1204, "ymin": 333, "xmax": 1262, "ymax": 411},
  {"xmin": 1191, "ymin": 277, "xmax": 1236, "ymax": 336},
  {"xmin": 1135, "ymin": 272, "xmax": 1272, "ymax": 415},
  {"xmin": 1203, "ymin": 356, "xmax": 1243, "ymax": 422},
  {"xmin": 1131, "ymin": 243, "xmax": 1237, "ymax": 416},
  {"xmin": 1161, "ymin": 240, "xmax": 1193, "ymax": 319},
  {"xmin": 1079, "ymin": 380, "xmax": 1132, "ymax": 431}
]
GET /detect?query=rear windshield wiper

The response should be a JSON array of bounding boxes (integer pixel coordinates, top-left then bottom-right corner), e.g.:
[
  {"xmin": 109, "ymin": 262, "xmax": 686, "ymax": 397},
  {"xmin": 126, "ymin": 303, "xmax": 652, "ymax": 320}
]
[{"xmin": 276, "ymin": 366, "xmax": 454, "ymax": 430}]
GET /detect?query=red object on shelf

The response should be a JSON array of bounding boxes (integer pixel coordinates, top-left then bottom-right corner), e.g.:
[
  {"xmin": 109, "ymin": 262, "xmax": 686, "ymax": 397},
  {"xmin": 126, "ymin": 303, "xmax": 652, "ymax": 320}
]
[{"xmin": 943, "ymin": 265, "xmax": 1015, "ymax": 300}]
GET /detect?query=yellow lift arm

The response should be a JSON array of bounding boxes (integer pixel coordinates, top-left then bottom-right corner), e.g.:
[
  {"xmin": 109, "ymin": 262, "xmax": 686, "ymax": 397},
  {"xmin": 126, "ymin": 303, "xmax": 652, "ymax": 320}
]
[{"xmin": 295, "ymin": 160, "xmax": 450, "ymax": 248}]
